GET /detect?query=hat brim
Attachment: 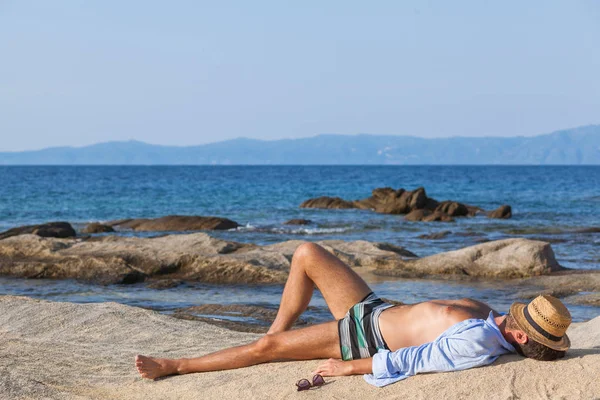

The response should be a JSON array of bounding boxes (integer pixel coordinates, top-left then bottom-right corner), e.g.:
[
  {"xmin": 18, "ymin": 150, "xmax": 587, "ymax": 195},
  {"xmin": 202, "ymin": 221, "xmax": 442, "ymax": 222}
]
[{"xmin": 510, "ymin": 302, "xmax": 570, "ymax": 352}]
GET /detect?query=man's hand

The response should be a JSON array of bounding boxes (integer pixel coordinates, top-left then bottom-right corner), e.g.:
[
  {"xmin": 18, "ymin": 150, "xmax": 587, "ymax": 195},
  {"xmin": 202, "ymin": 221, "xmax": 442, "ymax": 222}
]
[
  {"xmin": 314, "ymin": 358, "xmax": 353, "ymax": 376},
  {"xmin": 314, "ymin": 357, "xmax": 373, "ymax": 377}
]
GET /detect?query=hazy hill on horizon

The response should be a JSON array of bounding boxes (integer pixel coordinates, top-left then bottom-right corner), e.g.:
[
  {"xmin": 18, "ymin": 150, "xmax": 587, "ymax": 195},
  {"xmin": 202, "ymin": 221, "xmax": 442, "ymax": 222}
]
[{"xmin": 1, "ymin": 125, "xmax": 599, "ymax": 165}]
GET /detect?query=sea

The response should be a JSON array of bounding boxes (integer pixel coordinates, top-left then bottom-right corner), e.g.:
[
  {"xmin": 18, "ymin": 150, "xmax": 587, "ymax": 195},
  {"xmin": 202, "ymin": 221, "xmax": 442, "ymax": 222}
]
[{"xmin": 0, "ymin": 166, "xmax": 598, "ymax": 322}]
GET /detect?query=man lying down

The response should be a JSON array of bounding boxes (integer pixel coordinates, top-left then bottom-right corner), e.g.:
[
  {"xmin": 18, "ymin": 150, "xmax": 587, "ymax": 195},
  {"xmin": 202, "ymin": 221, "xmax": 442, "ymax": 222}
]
[{"xmin": 135, "ymin": 242, "xmax": 571, "ymax": 387}]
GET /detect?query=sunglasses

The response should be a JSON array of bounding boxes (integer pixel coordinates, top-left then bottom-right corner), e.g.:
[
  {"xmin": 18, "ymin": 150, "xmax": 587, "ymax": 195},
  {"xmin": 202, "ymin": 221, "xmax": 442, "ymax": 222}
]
[{"xmin": 296, "ymin": 374, "xmax": 325, "ymax": 391}]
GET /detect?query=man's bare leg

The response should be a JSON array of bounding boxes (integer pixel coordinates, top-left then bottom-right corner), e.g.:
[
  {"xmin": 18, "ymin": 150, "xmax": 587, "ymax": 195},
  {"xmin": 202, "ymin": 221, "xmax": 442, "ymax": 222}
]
[
  {"xmin": 136, "ymin": 320, "xmax": 340, "ymax": 379},
  {"xmin": 136, "ymin": 242, "xmax": 371, "ymax": 379},
  {"xmin": 268, "ymin": 242, "xmax": 372, "ymax": 334}
]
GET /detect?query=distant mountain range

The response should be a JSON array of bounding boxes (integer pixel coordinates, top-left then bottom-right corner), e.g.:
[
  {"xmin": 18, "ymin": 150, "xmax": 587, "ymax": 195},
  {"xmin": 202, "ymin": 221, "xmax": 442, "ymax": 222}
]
[{"xmin": 1, "ymin": 125, "xmax": 599, "ymax": 165}]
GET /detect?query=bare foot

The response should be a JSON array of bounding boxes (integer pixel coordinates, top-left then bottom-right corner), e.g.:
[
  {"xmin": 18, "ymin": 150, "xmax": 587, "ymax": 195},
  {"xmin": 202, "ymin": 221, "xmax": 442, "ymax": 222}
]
[{"xmin": 135, "ymin": 355, "xmax": 180, "ymax": 380}]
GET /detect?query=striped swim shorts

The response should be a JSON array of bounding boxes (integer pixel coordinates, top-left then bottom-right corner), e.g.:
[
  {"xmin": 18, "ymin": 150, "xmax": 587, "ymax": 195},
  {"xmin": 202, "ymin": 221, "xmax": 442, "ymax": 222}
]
[{"xmin": 337, "ymin": 292, "xmax": 395, "ymax": 361}]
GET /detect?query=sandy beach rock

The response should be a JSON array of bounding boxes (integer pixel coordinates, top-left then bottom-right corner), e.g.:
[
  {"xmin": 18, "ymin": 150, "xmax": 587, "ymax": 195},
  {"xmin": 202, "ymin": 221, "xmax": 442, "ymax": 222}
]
[
  {"xmin": 0, "ymin": 295, "xmax": 598, "ymax": 400},
  {"xmin": 108, "ymin": 215, "xmax": 240, "ymax": 231},
  {"xmin": 0, "ymin": 233, "xmax": 414, "ymax": 285},
  {"xmin": 82, "ymin": 223, "xmax": 115, "ymax": 234},
  {"xmin": 375, "ymin": 238, "xmax": 563, "ymax": 278},
  {"xmin": 0, "ymin": 221, "xmax": 76, "ymax": 240}
]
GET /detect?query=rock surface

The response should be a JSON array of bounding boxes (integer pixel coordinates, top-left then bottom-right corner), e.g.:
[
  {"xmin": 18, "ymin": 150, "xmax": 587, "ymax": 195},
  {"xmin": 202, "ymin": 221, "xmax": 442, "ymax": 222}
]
[
  {"xmin": 0, "ymin": 233, "xmax": 415, "ymax": 285},
  {"xmin": 283, "ymin": 218, "xmax": 312, "ymax": 225},
  {"xmin": 488, "ymin": 205, "xmax": 512, "ymax": 219},
  {"xmin": 374, "ymin": 238, "xmax": 563, "ymax": 278},
  {"xmin": 418, "ymin": 231, "xmax": 452, "ymax": 240},
  {"xmin": 82, "ymin": 223, "xmax": 115, "ymax": 234},
  {"xmin": 108, "ymin": 215, "xmax": 240, "ymax": 231},
  {"xmin": 405, "ymin": 209, "xmax": 455, "ymax": 222},
  {"xmin": 301, "ymin": 187, "xmax": 509, "ymax": 222},
  {"xmin": 0, "ymin": 221, "xmax": 76, "ymax": 240},
  {"xmin": 299, "ymin": 196, "xmax": 356, "ymax": 209},
  {"xmin": 0, "ymin": 295, "xmax": 598, "ymax": 400}
]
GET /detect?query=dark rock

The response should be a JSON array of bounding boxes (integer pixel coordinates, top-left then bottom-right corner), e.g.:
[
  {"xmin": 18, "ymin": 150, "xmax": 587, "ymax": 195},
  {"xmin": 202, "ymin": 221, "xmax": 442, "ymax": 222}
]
[
  {"xmin": 405, "ymin": 209, "xmax": 454, "ymax": 222},
  {"xmin": 300, "ymin": 187, "xmax": 496, "ymax": 221},
  {"xmin": 108, "ymin": 215, "xmax": 240, "ymax": 231},
  {"xmin": 300, "ymin": 196, "xmax": 357, "ymax": 209},
  {"xmin": 576, "ymin": 227, "xmax": 600, "ymax": 234},
  {"xmin": 146, "ymin": 279, "xmax": 183, "ymax": 289},
  {"xmin": 488, "ymin": 205, "xmax": 512, "ymax": 219},
  {"xmin": 81, "ymin": 223, "xmax": 114, "ymax": 234},
  {"xmin": 0, "ymin": 222, "xmax": 76, "ymax": 240},
  {"xmin": 283, "ymin": 219, "xmax": 313, "ymax": 225},
  {"xmin": 356, "ymin": 187, "xmax": 431, "ymax": 214},
  {"xmin": 435, "ymin": 201, "xmax": 469, "ymax": 217},
  {"xmin": 419, "ymin": 231, "xmax": 452, "ymax": 240}
]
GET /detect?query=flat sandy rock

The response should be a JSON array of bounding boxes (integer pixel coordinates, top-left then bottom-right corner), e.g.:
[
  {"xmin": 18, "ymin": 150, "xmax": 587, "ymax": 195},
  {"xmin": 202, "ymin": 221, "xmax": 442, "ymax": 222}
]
[
  {"xmin": 375, "ymin": 238, "xmax": 563, "ymax": 278},
  {"xmin": 0, "ymin": 296, "xmax": 598, "ymax": 400},
  {"xmin": 0, "ymin": 233, "xmax": 415, "ymax": 285}
]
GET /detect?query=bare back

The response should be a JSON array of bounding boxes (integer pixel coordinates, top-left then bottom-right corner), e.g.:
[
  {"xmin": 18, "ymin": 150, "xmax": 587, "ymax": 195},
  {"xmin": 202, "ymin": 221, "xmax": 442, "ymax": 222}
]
[{"xmin": 379, "ymin": 298, "xmax": 499, "ymax": 351}]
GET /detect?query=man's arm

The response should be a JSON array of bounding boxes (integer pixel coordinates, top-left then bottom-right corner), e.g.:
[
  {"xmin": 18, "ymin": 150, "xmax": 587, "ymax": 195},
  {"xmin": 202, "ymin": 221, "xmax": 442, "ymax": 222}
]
[{"xmin": 314, "ymin": 357, "xmax": 373, "ymax": 376}]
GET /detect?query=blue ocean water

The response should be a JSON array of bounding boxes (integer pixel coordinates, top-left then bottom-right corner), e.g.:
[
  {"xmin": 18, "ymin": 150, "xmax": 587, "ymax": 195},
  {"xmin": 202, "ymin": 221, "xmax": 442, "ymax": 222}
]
[{"xmin": 0, "ymin": 166, "xmax": 598, "ymax": 321}]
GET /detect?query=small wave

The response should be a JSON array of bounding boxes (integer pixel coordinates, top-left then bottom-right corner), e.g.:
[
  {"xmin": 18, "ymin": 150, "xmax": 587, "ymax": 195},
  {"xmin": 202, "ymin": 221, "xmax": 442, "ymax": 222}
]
[
  {"xmin": 274, "ymin": 227, "xmax": 353, "ymax": 235},
  {"xmin": 234, "ymin": 224, "xmax": 354, "ymax": 235},
  {"xmin": 234, "ymin": 223, "xmax": 258, "ymax": 232}
]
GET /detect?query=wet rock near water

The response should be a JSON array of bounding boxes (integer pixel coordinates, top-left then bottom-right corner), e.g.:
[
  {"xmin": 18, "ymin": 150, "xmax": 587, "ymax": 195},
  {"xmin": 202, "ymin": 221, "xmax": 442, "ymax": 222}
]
[
  {"xmin": 0, "ymin": 233, "xmax": 415, "ymax": 285},
  {"xmin": 81, "ymin": 223, "xmax": 115, "ymax": 234},
  {"xmin": 374, "ymin": 238, "xmax": 564, "ymax": 279},
  {"xmin": 405, "ymin": 209, "xmax": 455, "ymax": 222},
  {"xmin": 107, "ymin": 215, "xmax": 240, "ymax": 231},
  {"xmin": 419, "ymin": 231, "xmax": 452, "ymax": 240},
  {"xmin": 283, "ymin": 219, "xmax": 313, "ymax": 225},
  {"xmin": 0, "ymin": 232, "xmax": 598, "ymax": 304},
  {"xmin": 487, "ymin": 205, "xmax": 512, "ymax": 219},
  {"xmin": 300, "ymin": 187, "xmax": 509, "ymax": 222},
  {"xmin": 299, "ymin": 196, "xmax": 356, "ymax": 209},
  {"xmin": 0, "ymin": 222, "xmax": 76, "ymax": 240}
]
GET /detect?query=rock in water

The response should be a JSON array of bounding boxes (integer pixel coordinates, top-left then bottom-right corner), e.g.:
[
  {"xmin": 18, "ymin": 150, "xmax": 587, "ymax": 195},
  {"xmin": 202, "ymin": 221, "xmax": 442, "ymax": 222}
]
[
  {"xmin": 0, "ymin": 222, "xmax": 76, "ymax": 240},
  {"xmin": 435, "ymin": 201, "xmax": 469, "ymax": 217},
  {"xmin": 419, "ymin": 231, "xmax": 452, "ymax": 240},
  {"xmin": 108, "ymin": 215, "xmax": 240, "ymax": 231},
  {"xmin": 300, "ymin": 187, "xmax": 496, "ymax": 222},
  {"xmin": 283, "ymin": 219, "xmax": 313, "ymax": 225},
  {"xmin": 82, "ymin": 223, "xmax": 115, "ymax": 234},
  {"xmin": 299, "ymin": 196, "xmax": 356, "ymax": 209},
  {"xmin": 375, "ymin": 238, "xmax": 563, "ymax": 278},
  {"xmin": 0, "ymin": 233, "xmax": 415, "ymax": 285},
  {"xmin": 488, "ymin": 205, "xmax": 512, "ymax": 219},
  {"xmin": 405, "ymin": 209, "xmax": 455, "ymax": 222}
]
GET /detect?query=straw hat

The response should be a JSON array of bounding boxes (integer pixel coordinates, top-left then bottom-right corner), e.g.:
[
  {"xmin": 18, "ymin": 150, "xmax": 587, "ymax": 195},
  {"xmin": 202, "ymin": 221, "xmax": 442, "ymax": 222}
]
[{"xmin": 509, "ymin": 295, "xmax": 571, "ymax": 351}]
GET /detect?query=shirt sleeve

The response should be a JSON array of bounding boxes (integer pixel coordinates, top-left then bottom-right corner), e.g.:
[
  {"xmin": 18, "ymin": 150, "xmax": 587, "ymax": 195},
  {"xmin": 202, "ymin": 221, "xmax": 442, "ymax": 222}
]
[{"xmin": 365, "ymin": 325, "xmax": 500, "ymax": 387}]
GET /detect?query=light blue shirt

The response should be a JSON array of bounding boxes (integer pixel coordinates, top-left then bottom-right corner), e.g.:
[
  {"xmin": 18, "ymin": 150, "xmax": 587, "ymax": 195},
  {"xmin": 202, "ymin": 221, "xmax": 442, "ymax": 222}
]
[{"xmin": 365, "ymin": 312, "xmax": 515, "ymax": 387}]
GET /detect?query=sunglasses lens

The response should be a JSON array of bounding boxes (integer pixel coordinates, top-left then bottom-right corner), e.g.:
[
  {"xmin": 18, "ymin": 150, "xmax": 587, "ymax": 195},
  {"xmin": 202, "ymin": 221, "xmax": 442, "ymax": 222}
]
[
  {"xmin": 312, "ymin": 374, "xmax": 325, "ymax": 386},
  {"xmin": 296, "ymin": 379, "xmax": 311, "ymax": 391}
]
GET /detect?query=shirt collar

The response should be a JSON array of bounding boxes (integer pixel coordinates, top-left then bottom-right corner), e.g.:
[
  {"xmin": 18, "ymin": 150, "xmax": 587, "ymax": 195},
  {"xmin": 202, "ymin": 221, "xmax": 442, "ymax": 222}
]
[{"xmin": 485, "ymin": 311, "xmax": 516, "ymax": 352}]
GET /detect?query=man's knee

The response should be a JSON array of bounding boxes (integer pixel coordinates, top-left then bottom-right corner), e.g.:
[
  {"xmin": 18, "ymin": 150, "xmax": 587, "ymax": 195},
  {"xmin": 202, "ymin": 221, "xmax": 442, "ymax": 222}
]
[
  {"xmin": 293, "ymin": 242, "xmax": 325, "ymax": 264},
  {"xmin": 253, "ymin": 334, "xmax": 280, "ymax": 359}
]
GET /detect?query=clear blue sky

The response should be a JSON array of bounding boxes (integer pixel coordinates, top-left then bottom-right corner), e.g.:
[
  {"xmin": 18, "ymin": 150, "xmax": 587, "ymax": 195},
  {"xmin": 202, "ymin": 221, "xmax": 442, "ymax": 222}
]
[{"xmin": 1, "ymin": 1, "xmax": 599, "ymax": 151}]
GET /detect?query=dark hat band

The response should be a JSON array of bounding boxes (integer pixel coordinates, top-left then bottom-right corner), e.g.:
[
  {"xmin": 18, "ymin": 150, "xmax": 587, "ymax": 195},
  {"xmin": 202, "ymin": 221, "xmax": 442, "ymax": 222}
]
[{"xmin": 524, "ymin": 305, "xmax": 562, "ymax": 342}]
